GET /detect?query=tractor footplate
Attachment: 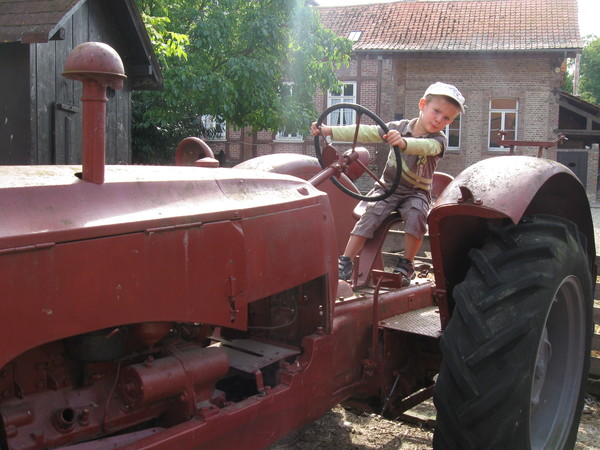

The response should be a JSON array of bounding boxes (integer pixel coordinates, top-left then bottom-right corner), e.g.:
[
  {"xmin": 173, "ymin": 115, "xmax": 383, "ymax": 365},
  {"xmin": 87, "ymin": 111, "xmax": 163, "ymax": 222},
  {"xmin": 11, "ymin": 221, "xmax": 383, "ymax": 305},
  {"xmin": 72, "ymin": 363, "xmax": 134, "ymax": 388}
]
[
  {"xmin": 379, "ymin": 306, "xmax": 442, "ymax": 338},
  {"xmin": 210, "ymin": 339, "xmax": 300, "ymax": 374}
]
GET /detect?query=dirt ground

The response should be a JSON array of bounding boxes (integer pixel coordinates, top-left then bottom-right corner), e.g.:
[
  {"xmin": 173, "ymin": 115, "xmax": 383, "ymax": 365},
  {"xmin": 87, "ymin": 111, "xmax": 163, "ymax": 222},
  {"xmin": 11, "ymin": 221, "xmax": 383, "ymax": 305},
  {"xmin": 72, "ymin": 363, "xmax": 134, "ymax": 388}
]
[{"xmin": 270, "ymin": 395, "xmax": 600, "ymax": 449}]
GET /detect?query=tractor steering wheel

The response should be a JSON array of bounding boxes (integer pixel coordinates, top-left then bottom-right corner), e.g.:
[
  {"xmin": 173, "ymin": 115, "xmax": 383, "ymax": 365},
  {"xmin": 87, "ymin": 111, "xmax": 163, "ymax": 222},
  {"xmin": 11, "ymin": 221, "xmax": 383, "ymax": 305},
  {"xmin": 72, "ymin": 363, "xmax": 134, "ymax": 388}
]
[{"xmin": 313, "ymin": 103, "xmax": 402, "ymax": 202}]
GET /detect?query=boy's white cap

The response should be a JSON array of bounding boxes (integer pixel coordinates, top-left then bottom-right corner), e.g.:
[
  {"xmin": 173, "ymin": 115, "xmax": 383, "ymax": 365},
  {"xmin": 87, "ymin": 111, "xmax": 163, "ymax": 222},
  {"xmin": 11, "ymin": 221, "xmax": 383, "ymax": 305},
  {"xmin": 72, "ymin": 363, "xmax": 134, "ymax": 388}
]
[{"xmin": 424, "ymin": 82, "xmax": 465, "ymax": 114}]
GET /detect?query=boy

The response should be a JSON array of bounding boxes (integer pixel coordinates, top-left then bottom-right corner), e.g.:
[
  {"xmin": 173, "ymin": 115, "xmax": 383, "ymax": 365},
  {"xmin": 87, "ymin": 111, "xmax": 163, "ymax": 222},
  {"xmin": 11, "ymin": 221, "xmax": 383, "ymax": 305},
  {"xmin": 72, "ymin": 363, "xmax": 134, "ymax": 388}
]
[{"xmin": 311, "ymin": 82, "xmax": 465, "ymax": 284}]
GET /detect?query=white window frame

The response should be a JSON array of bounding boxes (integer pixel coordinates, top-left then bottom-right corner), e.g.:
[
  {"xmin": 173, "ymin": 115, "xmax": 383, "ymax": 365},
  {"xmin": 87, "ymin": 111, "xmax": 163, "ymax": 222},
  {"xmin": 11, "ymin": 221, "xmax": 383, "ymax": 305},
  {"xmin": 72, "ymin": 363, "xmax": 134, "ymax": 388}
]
[
  {"xmin": 200, "ymin": 115, "xmax": 226, "ymax": 141},
  {"xmin": 275, "ymin": 128, "xmax": 304, "ymax": 142},
  {"xmin": 275, "ymin": 82, "xmax": 303, "ymax": 142},
  {"xmin": 348, "ymin": 31, "xmax": 362, "ymax": 42},
  {"xmin": 327, "ymin": 82, "xmax": 357, "ymax": 127},
  {"xmin": 445, "ymin": 113, "xmax": 462, "ymax": 150},
  {"xmin": 488, "ymin": 99, "xmax": 518, "ymax": 150}
]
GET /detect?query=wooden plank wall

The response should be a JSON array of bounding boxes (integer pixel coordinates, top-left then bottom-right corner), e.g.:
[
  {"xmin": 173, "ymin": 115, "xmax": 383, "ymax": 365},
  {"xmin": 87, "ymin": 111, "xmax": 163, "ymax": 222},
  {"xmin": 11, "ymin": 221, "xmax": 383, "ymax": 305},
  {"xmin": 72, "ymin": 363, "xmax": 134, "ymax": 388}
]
[
  {"xmin": 592, "ymin": 255, "xmax": 600, "ymax": 377},
  {"xmin": 30, "ymin": 0, "xmax": 132, "ymax": 166}
]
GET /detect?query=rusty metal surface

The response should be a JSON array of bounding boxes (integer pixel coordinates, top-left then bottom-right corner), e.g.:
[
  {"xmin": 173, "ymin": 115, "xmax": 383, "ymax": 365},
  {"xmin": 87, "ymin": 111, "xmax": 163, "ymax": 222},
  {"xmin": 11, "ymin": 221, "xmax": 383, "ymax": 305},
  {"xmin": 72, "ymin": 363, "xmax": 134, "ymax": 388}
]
[
  {"xmin": 0, "ymin": 201, "xmax": 339, "ymax": 367},
  {"xmin": 62, "ymin": 42, "xmax": 126, "ymax": 87},
  {"xmin": 62, "ymin": 42, "xmax": 127, "ymax": 184},
  {"xmin": 175, "ymin": 137, "xmax": 219, "ymax": 167},
  {"xmin": 235, "ymin": 153, "xmax": 360, "ymax": 256},
  {"xmin": 427, "ymin": 154, "xmax": 594, "ymax": 329},
  {"xmin": 379, "ymin": 306, "xmax": 442, "ymax": 338},
  {"xmin": 0, "ymin": 41, "xmax": 445, "ymax": 450},
  {"xmin": 7, "ymin": 38, "xmax": 592, "ymax": 450},
  {"xmin": 497, "ymin": 131, "xmax": 566, "ymax": 157},
  {"xmin": 0, "ymin": 165, "xmax": 325, "ymax": 249},
  {"xmin": 432, "ymin": 155, "xmax": 573, "ymax": 224},
  {"xmin": 212, "ymin": 339, "xmax": 300, "ymax": 373}
]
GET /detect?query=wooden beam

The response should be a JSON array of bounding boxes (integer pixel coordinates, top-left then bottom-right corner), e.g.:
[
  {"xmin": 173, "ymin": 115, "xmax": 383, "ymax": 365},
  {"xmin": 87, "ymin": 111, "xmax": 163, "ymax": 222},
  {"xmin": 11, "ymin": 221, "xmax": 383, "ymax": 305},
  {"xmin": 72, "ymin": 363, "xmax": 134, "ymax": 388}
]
[
  {"xmin": 557, "ymin": 129, "xmax": 600, "ymax": 137},
  {"xmin": 560, "ymin": 100, "xmax": 600, "ymax": 123}
]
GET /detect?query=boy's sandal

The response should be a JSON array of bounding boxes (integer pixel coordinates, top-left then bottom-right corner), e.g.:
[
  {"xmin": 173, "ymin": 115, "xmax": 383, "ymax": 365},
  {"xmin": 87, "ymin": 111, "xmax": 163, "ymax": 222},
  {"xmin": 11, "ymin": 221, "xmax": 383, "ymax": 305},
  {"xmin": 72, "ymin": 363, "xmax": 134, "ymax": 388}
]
[
  {"xmin": 393, "ymin": 257, "xmax": 415, "ymax": 286},
  {"xmin": 338, "ymin": 256, "xmax": 354, "ymax": 281}
]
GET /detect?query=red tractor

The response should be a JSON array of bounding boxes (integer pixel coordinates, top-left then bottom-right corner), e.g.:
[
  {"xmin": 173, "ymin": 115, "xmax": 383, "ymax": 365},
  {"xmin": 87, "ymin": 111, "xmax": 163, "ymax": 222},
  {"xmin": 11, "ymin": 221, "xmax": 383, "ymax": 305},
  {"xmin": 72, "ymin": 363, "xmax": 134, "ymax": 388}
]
[{"xmin": 0, "ymin": 42, "xmax": 594, "ymax": 449}]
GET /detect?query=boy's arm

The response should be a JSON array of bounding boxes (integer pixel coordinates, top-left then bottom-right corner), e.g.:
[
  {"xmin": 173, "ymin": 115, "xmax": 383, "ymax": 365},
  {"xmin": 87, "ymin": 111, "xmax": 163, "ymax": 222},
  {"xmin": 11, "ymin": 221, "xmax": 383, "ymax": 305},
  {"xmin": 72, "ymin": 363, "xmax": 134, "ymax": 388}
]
[
  {"xmin": 402, "ymin": 138, "xmax": 443, "ymax": 156},
  {"xmin": 331, "ymin": 125, "xmax": 383, "ymax": 143},
  {"xmin": 311, "ymin": 122, "xmax": 442, "ymax": 155},
  {"xmin": 383, "ymin": 129, "xmax": 442, "ymax": 155}
]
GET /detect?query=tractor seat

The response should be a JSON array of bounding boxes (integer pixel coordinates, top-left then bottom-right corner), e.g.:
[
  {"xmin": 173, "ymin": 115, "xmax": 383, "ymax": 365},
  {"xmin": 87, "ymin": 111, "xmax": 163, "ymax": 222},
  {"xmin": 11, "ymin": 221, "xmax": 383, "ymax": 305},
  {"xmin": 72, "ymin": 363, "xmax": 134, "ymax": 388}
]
[{"xmin": 352, "ymin": 171, "xmax": 453, "ymax": 220}]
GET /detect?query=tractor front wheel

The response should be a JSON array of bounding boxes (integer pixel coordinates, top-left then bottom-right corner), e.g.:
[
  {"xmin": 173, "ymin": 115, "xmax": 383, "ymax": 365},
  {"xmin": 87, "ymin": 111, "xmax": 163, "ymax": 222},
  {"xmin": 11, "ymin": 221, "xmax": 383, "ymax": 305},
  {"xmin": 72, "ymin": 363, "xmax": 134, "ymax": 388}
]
[{"xmin": 433, "ymin": 214, "xmax": 593, "ymax": 449}]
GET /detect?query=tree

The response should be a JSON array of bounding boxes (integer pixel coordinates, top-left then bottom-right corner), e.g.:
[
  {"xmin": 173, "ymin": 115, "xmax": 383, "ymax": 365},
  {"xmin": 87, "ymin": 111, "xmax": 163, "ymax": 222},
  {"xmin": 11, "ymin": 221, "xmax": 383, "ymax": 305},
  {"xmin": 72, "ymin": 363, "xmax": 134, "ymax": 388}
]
[
  {"xmin": 562, "ymin": 59, "xmax": 574, "ymax": 94},
  {"xmin": 579, "ymin": 35, "xmax": 600, "ymax": 105},
  {"xmin": 133, "ymin": 0, "xmax": 352, "ymax": 163}
]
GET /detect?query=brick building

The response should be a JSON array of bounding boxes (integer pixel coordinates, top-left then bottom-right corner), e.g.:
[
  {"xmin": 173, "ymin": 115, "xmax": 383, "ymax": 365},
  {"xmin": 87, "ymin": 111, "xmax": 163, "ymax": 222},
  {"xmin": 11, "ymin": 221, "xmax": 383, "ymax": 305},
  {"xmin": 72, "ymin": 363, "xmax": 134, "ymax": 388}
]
[{"xmin": 206, "ymin": 0, "xmax": 599, "ymax": 199}]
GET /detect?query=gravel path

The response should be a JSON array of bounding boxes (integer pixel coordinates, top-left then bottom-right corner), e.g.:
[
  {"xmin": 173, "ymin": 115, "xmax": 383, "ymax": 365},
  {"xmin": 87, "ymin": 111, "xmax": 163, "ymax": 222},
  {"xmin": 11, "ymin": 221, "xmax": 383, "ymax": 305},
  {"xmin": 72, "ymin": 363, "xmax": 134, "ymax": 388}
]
[{"xmin": 270, "ymin": 397, "xmax": 600, "ymax": 449}]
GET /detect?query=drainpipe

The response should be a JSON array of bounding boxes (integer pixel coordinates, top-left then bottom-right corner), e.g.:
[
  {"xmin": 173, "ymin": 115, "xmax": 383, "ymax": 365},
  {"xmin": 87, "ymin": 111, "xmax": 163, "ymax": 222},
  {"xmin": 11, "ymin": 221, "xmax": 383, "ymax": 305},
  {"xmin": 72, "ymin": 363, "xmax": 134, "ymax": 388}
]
[{"xmin": 62, "ymin": 42, "xmax": 126, "ymax": 184}]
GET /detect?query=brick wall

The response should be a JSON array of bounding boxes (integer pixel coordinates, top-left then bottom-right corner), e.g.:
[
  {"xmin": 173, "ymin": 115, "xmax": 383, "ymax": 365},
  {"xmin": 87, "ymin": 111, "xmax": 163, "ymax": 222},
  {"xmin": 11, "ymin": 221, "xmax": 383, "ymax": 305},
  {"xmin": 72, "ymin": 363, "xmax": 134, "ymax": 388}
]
[
  {"xmin": 218, "ymin": 50, "xmax": 597, "ymax": 199},
  {"xmin": 396, "ymin": 53, "xmax": 565, "ymax": 178}
]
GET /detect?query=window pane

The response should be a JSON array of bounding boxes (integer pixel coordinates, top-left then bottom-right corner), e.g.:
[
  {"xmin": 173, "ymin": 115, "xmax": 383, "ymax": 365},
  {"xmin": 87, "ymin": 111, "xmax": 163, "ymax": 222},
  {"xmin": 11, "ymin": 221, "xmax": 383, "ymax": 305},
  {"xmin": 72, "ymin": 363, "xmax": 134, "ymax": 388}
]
[
  {"xmin": 490, "ymin": 112, "xmax": 502, "ymax": 130},
  {"xmin": 452, "ymin": 114, "xmax": 460, "ymax": 128},
  {"xmin": 448, "ymin": 130, "xmax": 460, "ymax": 147},
  {"xmin": 489, "ymin": 98, "xmax": 518, "ymax": 149},
  {"xmin": 445, "ymin": 114, "xmax": 461, "ymax": 148},
  {"xmin": 501, "ymin": 130, "xmax": 516, "ymax": 141},
  {"xmin": 281, "ymin": 84, "xmax": 292, "ymax": 96},
  {"xmin": 201, "ymin": 115, "xmax": 226, "ymax": 140},
  {"xmin": 504, "ymin": 113, "xmax": 516, "ymax": 131},
  {"xmin": 328, "ymin": 83, "xmax": 357, "ymax": 125},
  {"xmin": 340, "ymin": 108, "xmax": 354, "ymax": 125}
]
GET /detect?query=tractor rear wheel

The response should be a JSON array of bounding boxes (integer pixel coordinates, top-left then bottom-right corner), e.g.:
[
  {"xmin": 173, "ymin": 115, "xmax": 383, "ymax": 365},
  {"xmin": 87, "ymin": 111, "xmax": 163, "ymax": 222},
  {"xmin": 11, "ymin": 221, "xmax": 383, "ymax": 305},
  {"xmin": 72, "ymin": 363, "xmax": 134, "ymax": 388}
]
[{"xmin": 433, "ymin": 215, "xmax": 593, "ymax": 449}]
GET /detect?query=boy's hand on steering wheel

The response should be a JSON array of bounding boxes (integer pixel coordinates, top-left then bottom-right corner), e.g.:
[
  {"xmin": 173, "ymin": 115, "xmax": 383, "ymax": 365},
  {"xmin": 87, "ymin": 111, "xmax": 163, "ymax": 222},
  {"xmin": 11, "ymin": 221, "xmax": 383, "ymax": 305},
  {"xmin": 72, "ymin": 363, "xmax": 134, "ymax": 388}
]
[
  {"xmin": 311, "ymin": 122, "xmax": 332, "ymax": 137},
  {"xmin": 383, "ymin": 129, "xmax": 406, "ymax": 150}
]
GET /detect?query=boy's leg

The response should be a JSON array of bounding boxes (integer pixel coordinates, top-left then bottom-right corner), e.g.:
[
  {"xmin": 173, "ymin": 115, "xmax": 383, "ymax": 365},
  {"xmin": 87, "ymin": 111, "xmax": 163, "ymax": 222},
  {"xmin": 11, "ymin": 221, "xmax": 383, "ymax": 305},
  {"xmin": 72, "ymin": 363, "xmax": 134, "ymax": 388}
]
[
  {"xmin": 338, "ymin": 234, "xmax": 367, "ymax": 281},
  {"xmin": 395, "ymin": 195, "xmax": 428, "ymax": 285},
  {"xmin": 403, "ymin": 233, "xmax": 422, "ymax": 263},
  {"xmin": 338, "ymin": 195, "xmax": 394, "ymax": 281},
  {"xmin": 343, "ymin": 234, "xmax": 368, "ymax": 260},
  {"xmin": 394, "ymin": 232, "xmax": 420, "ymax": 286}
]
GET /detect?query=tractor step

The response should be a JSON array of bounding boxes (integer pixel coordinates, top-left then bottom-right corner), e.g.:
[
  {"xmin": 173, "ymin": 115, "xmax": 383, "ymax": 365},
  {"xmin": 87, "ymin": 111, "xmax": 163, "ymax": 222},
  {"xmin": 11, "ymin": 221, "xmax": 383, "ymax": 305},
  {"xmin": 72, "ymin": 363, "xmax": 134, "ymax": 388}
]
[
  {"xmin": 210, "ymin": 338, "xmax": 300, "ymax": 374},
  {"xmin": 379, "ymin": 306, "xmax": 442, "ymax": 338}
]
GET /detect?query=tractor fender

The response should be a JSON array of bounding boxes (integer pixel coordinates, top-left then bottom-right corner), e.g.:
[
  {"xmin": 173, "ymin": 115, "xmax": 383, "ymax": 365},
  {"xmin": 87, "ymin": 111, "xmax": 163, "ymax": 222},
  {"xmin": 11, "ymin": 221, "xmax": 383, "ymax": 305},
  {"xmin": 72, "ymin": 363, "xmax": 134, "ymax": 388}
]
[{"xmin": 428, "ymin": 155, "xmax": 595, "ymax": 327}]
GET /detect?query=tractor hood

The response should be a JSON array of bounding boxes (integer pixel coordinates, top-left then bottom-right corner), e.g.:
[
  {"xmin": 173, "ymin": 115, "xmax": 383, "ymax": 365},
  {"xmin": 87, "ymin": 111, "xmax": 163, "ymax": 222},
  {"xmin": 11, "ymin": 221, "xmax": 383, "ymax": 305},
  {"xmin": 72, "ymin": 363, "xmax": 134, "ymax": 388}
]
[{"xmin": 0, "ymin": 164, "xmax": 324, "ymax": 249}]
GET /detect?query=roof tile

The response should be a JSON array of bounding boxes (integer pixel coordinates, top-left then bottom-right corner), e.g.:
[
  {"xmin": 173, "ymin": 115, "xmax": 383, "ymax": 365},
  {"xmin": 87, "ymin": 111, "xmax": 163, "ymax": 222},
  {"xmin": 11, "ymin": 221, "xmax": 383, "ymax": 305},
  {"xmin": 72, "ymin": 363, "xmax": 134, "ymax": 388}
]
[
  {"xmin": 317, "ymin": 0, "xmax": 582, "ymax": 52},
  {"xmin": 0, "ymin": 0, "xmax": 81, "ymax": 43}
]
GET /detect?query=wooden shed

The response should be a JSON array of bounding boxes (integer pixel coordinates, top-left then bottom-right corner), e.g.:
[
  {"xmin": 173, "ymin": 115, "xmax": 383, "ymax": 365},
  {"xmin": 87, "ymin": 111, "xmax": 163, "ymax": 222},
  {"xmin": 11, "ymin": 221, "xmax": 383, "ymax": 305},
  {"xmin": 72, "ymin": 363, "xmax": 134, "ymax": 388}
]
[{"xmin": 0, "ymin": 0, "xmax": 163, "ymax": 165}]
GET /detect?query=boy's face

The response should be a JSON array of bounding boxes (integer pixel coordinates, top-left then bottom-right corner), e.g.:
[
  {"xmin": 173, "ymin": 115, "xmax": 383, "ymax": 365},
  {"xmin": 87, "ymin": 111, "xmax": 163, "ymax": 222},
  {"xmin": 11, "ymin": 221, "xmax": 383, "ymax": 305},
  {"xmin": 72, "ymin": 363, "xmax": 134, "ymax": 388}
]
[{"xmin": 417, "ymin": 96, "xmax": 461, "ymax": 134}]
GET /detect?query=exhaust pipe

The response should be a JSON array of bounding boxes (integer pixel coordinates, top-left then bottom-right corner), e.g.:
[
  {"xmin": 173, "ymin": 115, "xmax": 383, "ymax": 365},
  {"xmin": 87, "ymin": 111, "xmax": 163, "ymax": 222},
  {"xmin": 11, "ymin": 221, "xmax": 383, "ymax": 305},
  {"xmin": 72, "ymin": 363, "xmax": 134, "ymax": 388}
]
[{"xmin": 62, "ymin": 42, "xmax": 126, "ymax": 184}]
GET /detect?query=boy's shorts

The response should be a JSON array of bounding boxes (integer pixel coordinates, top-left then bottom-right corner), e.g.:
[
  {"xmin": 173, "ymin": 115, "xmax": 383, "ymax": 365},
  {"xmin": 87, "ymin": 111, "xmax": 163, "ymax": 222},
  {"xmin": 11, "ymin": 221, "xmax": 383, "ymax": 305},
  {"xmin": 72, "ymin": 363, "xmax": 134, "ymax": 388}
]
[{"xmin": 352, "ymin": 189, "xmax": 430, "ymax": 240}]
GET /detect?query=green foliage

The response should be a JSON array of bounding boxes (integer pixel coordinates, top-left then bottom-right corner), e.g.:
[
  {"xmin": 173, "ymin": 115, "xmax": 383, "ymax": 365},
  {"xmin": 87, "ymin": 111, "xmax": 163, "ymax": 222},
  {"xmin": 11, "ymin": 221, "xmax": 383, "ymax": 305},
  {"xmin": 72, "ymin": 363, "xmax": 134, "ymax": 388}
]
[
  {"xmin": 132, "ymin": 0, "xmax": 351, "ymax": 164},
  {"xmin": 141, "ymin": 13, "xmax": 189, "ymax": 61},
  {"xmin": 562, "ymin": 58, "xmax": 574, "ymax": 94},
  {"xmin": 579, "ymin": 35, "xmax": 600, "ymax": 105}
]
